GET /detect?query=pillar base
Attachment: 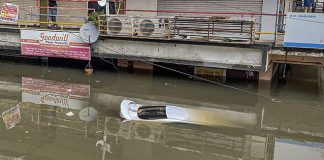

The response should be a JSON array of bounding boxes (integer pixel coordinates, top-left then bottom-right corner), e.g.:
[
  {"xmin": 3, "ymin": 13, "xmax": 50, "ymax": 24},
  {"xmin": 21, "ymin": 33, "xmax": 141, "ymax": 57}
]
[{"xmin": 259, "ymin": 64, "xmax": 273, "ymax": 81}]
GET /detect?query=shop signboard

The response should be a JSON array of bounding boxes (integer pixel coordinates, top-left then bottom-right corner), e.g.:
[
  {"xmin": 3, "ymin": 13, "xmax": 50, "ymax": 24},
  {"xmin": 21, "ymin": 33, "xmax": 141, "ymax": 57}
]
[
  {"xmin": 21, "ymin": 30, "xmax": 91, "ymax": 60},
  {"xmin": 194, "ymin": 66, "xmax": 226, "ymax": 82},
  {"xmin": 0, "ymin": 2, "xmax": 19, "ymax": 23},
  {"xmin": 284, "ymin": 13, "xmax": 324, "ymax": 49}
]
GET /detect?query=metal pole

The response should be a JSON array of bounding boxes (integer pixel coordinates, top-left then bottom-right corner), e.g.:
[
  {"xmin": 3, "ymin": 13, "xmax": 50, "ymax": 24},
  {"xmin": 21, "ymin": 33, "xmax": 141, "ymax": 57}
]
[
  {"xmin": 106, "ymin": 0, "xmax": 110, "ymax": 16},
  {"xmin": 274, "ymin": 0, "xmax": 280, "ymax": 45},
  {"xmin": 283, "ymin": 48, "xmax": 288, "ymax": 78}
]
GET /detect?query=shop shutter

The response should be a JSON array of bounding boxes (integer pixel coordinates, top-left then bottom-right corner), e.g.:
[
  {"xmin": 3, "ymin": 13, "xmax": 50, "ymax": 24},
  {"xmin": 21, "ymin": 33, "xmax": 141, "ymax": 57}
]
[{"xmin": 157, "ymin": 0, "xmax": 263, "ymax": 31}]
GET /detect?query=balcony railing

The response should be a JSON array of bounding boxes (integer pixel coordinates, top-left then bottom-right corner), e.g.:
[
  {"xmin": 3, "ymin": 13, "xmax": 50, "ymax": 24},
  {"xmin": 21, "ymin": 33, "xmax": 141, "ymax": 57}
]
[{"xmin": 99, "ymin": 15, "xmax": 256, "ymax": 44}]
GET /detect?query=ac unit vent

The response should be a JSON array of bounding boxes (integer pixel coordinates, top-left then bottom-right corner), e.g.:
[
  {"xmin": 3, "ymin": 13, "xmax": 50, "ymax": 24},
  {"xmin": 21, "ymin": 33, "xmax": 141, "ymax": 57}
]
[
  {"xmin": 139, "ymin": 20, "xmax": 155, "ymax": 36},
  {"xmin": 108, "ymin": 18, "xmax": 123, "ymax": 34}
]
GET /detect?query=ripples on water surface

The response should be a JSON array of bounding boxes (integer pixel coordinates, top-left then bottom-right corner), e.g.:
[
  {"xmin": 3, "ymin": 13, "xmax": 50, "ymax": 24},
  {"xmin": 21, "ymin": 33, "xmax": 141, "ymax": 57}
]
[{"xmin": 0, "ymin": 62, "xmax": 323, "ymax": 160}]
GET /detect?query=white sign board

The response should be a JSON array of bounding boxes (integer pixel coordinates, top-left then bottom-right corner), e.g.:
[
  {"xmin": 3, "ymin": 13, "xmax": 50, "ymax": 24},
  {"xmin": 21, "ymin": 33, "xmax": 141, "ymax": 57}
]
[
  {"xmin": 284, "ymin": 13, "xmax": 324, "ymax": 49},
  {"xmin": 274, "ymin": 138, "xmax": 324, "ymax": 160}
]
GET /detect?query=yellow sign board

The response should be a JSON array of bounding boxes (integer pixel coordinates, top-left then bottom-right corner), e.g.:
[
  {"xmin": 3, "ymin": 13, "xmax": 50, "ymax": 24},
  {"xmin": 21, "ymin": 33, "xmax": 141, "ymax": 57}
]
[{"xmin": 194, "ymin": 67, "xmax": 226, "ymax": 77}]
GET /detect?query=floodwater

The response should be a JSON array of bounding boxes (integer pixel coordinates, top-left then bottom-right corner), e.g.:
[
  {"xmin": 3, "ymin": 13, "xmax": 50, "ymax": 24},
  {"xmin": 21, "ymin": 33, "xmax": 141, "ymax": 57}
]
[{"xmin": 0, "ymin": 60, "xmax": 323, "ymax": 160}]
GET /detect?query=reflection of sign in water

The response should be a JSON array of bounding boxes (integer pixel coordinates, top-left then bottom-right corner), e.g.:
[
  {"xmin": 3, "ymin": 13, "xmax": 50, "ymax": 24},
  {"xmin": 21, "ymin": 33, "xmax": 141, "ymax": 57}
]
[
  {"xmin": 274, "ymin": 138, "xmax": 324, "ymax": 160},
  {"xmin": 21, "ymin": 30, "xmax": 90, "ymax": 60},
  {"xmin": 1, "ymin": 107, "xmax": 21, "ymax": 129},
  {"xmin": 0, "ymin": 3, "xmax": 19, "ymax": 23},
  {"xmin": 21, "ymin": 77, "xmax": 90, "ymax": 109},
  {"xmin": 0, "ymin": 155, "xmax": 24, "ymax": 160},
  {"xmin": 40, "ymin": 92, "xmax": 69, "ymax": 108}
]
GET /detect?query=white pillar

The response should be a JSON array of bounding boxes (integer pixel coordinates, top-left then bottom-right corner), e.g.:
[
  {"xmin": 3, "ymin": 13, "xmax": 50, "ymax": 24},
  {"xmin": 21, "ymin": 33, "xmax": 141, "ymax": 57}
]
[
  {"xmin": 319, "ymin": 66, "xmax": 324, "ymax": 108},
  {"xmin": 106, "ymin": 0, "xmax": 110, "ymax": 16},
  {"xmin": 260, "ymin": 0, "xmax": 279, "ymax": 41}
]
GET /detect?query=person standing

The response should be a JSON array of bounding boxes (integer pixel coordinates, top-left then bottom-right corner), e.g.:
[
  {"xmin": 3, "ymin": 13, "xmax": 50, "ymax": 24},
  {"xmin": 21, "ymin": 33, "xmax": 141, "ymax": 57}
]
[
  {"xmin": 304, "ymin": 0, "xmax": 314, "ymax": 12},
  {"xmin": 48, "ymin": 0, "xmax": 57, "ymax": 26}
]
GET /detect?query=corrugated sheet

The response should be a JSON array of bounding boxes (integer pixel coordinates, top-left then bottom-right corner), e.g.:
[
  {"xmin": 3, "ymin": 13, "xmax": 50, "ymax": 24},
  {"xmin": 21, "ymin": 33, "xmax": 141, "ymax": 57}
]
[{"xmin": 158, "ymin": 0, "xmax": 263, "ymax": 31}]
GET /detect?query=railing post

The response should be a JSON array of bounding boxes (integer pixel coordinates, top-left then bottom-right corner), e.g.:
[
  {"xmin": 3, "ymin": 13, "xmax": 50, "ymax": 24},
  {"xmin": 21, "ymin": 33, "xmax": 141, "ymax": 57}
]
[
  {"xmin": 274, "ymin": 0, "xmax": 280, "ymax": 45},
  {"xmin": 208, "ymin": 18, "xmax": 210, "ymax": 41}
]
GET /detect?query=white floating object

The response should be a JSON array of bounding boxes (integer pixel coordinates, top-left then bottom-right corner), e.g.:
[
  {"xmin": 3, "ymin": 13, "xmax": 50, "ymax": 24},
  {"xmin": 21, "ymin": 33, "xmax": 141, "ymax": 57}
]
[{"xmin": 66, "ymin": 111, "xmax": 75, "ymax": 117}]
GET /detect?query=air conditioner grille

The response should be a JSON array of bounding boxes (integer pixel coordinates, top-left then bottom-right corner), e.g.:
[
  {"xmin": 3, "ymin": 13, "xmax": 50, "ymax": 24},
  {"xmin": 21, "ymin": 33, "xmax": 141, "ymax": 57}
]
[
  {"xmin": 139, "ymin": 20, "xmax": 155, "ymax": 36},
  {"xmin": 108, "ymin": 18, "xmax": 123, "ymax": 34}
]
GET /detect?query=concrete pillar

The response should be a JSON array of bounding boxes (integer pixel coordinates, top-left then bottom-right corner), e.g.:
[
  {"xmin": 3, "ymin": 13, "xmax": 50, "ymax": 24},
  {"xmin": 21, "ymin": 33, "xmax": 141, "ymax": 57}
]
[
  {"xmin": 260, "ymin": 0, "xmax": 278, "ymax": 41},
  {"xmin": 256, "ymin": 64, "xmax": 273, "ymax": 132},
  {"xmin": 117, "ymin": 59, "xmax": 129, "ymax": 68},
  {"xmin": 319, "ymin": 66, "xmax": 324, "ymax": 108},
  {"xmin": 117, "ymin": 59, "xmax": 153, "ymax": 73},
  {"xmin": 40, "ymin": 0, "xmax": 48, "ymax": 28},
  {"xmin": 259, "ymin": 63, "xmax": 273, "ymax": 81},
  {"xmin": 133, "ymin": 61, "xmax": 153, "ymax": 70}
]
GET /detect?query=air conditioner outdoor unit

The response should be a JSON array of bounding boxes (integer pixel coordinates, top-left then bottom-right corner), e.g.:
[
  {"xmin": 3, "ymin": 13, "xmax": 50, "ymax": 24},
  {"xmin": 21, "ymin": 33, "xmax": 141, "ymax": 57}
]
[
  {"xmin": 106, "ymin": 16, "xmax": 135, "ymax": 37},
  {"xmin": 135, "ymin": 17, "xmax": 171, "ymax": 38}
]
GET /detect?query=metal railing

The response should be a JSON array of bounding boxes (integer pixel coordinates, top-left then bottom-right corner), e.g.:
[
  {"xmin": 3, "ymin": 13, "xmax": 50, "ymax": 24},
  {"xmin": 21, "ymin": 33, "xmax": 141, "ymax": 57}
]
[
  {"xmin": 170, "ymin": 16, "xmax": 255, "ymax": 43},
  {"xmin": 17, "ymin": 20, "xmax": 83, "ymax": 31},
  {"xmin": 99, "ymin": 15, "xmax": 256, "ymax": 44}
]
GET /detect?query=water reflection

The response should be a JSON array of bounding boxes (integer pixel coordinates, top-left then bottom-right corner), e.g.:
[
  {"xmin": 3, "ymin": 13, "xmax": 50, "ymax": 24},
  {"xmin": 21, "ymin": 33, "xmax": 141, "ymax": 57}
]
[
  {"xmin": 0, "ymin": 62, "xmax": 322, "ymax": 160},
  {"xmin": 1, "ymin": 106, "xmax": 21, "ymax": 129},
  {"xmin": 274, "ymin": 138, "xmax": 324, "ymax": 160},
  {"xmin": 21, "ymin": 77, "xmax": 90, "ymax": 110}
]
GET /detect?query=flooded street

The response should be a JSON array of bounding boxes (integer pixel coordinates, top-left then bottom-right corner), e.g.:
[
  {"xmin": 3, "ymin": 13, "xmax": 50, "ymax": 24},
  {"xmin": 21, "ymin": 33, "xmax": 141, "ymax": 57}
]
[{"xmin": 0, "ymin": 61, "xmax": 324, "ymax": 160}]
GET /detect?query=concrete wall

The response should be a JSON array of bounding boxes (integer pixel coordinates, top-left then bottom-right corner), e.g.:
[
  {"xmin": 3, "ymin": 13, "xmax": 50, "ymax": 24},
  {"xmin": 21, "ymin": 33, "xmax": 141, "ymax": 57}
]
[
  {"xmin": 0, "ymin": 30, "xmax": 267, "ymax": 71},
  {"xmin": 0, "ymin": 31, "xmax": 20, "ymax": 49},
  {"xmin": 97, "ymin": 39, "xmax": 266, "ymax": 71},
  {"xmin": 126, "ymin": 0, "xmax": 157, "ymax": 16}
]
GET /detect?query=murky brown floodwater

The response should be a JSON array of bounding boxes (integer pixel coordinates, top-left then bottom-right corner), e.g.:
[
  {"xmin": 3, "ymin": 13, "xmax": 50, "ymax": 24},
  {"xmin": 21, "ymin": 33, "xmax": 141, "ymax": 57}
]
[{"xmin": 0, "ymin": 61, "xmax": 323, "ymax": 160}]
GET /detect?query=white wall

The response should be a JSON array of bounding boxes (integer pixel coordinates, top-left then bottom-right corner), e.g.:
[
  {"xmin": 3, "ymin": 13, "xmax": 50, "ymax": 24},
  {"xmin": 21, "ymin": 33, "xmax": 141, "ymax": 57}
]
[
  {"xmin": 260, "ymin": 0, "xmax": 278, "ymax": 41},
  {"xmin": 126, "ymin": 0, "xmax": 158, "ymax": 16}
]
